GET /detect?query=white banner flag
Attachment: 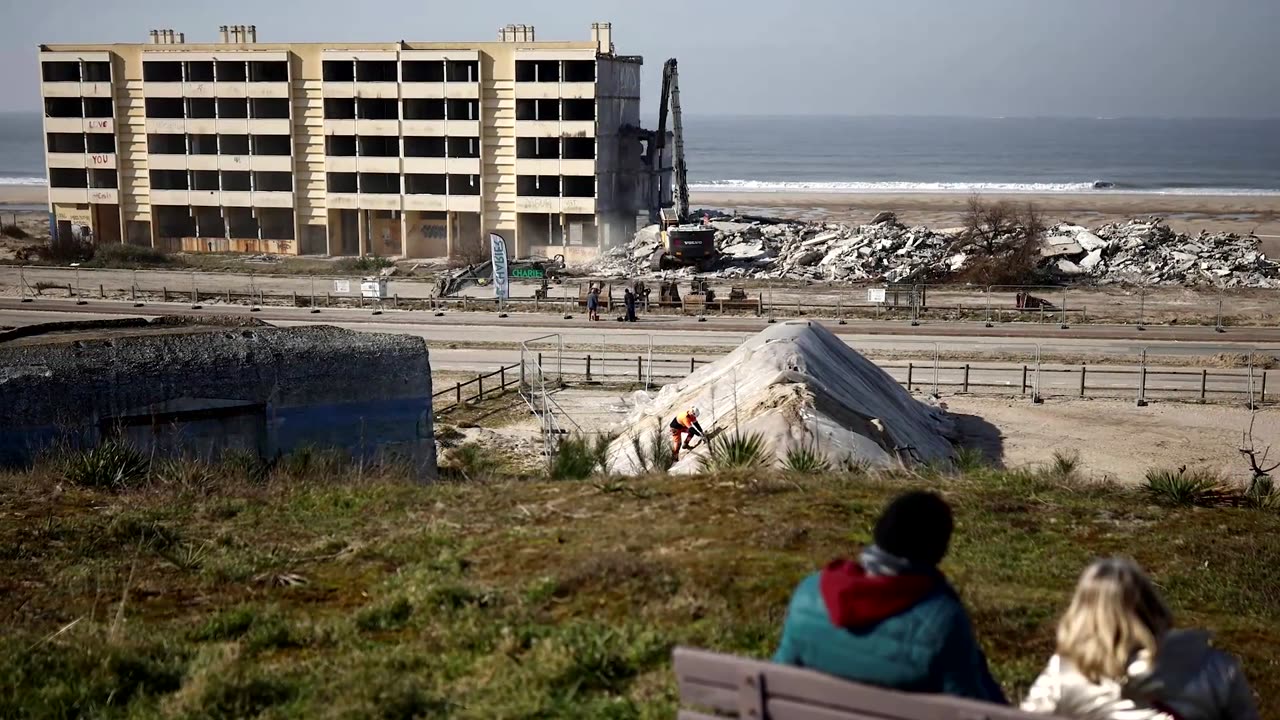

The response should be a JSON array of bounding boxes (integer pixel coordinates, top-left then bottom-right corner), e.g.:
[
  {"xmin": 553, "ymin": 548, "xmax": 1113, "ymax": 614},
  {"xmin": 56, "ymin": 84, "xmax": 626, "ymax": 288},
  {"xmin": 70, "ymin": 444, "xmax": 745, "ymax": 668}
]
[{"xmin": 489, "ymin": 232, "xmax": 510, "ymax": 300}]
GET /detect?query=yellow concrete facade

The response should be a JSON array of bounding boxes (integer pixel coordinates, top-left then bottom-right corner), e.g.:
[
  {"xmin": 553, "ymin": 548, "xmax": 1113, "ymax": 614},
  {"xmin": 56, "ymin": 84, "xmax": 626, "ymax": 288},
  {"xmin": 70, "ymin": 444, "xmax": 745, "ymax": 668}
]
[{"xmin": 38, "ymin": 23, "xmax": 647, "ymax": 258}]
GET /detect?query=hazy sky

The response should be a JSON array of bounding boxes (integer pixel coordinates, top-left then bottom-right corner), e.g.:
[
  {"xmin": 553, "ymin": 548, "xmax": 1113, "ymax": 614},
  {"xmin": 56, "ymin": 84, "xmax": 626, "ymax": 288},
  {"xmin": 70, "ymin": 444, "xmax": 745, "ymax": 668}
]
[{"xmin": 3, "ymin": 0, "xmax": 1278, "ymax": 118}]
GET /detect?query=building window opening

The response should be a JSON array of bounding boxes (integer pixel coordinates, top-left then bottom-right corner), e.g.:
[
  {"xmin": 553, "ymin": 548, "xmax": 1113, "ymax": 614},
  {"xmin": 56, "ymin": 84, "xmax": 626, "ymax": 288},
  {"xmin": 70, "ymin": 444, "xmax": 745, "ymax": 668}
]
[
  {"xmin": 405, "ymin": 174, "xmax": 446, "ymax": 194},
  {"xmin": 90, "ymin": 169, "xmax": 118, "ymax": 189},
  {"xmin": 249, "ymin": 61, "xmax": 287, "ymax": 82},
  {"xmin": 250, "ymin": 98, "xmax": 289, "ymax": 119},
  {"xmin": 357, "ymin": 99, "xmax": 397, "ymax": 120},
  {"xmin": 324, "ymin": 98, "xmax": 356, "ymax": 120},
  {"xmin": 517, "ymin": 137, "xmax": 559, "ymax": 159},
  {"xmin": 402, "ymin": 60, "xmax": 443, "ymax": 82},
  {"xmin": 359, "ymin": 173, "xmax": 399, "ymax": 194},
  {"xmin": 83, "ymin": 98, "xmax": 113, "ymax": 118},
  {"xmin": 186, "ymin": 61, "xmax": 214, "ymax": 82},
  {"xmin": 403, "ymin": 98, "xmax": 445, "ymax": 120},
  {"xmin": 359, "ymin": 136, "xmax": 399, "ymax": 157},
  {"xmin": 191, "ymin": 170, "xmax": 219, "ymax": 191},
  {"xmin": 253, "ymin": 171, "xmax": 292, "ymax": 192},
  {"xmin": 147, "ymin": 133, "xmax": 186, "ymax": 154},
  {"xmin": 404, "ymin": 136, "xmax": 445, "ymax": 157},
  {"xmin": 221, "ymin": 171, "xmax": 251, "ymax": 192},
  {"xmin": 327, "ymin": 172, "xmax": 358, "ymax": 193},
  {"xmin": 186, "ymin": 97, "xmax": 216, "ymax": 118},
  {"xmin": 356, "ymin": 60, "xmax": 397, "ymax": 82},
  {"xmin": 86, "ymin": 134, "xmax": 116, "ymax": 153},
  {"xmin": 220, "ymin": 135, "xmax": 250, "ymax": 155},
  {"xmin": 326, "ymin": 135, "xmax": 357, "ymax": 156},
  {"xmin": 189, "ymin": 134, "xmax": 218, "ymax": 154},
  {"xmin": 564, "ymin": 60, "xmax": 595, "ymax": 83},
  {"xmin": 47, "ymin": 133, "xmax": 85, "ymax": 154},
  {"xmin": 447, "ymin": 137, "xmax": 479, "ymax": 158},
  {"xmin": 449, "ymin": 174, "xmax": 481, "ymax": 196},
  {"xmin": 216, "ymin": 98, "xmax": 249, "ymax": 119},
  {"xmin": 143, "ymin": 61, "xmax": 183, "ymax": 83},
  {"xmin": 517, "ymin": 175, "xmax": 559, "ymax": 197},
  {"xmin": 149, "ymin": 169, "xmax": 189, "ymax": 190},
  {"xmin": 215, "ymin": 60, "xmax": 247, "ymax": 82},
  {"xmin": 323, "ymin": 60, "xmax": 355, "ymax": 82},
  {"xmin": 251, "ymin": 135, "xmax": 291, "ymax": 156},
  {"xmin": 42, "ymin": 61, "xmax": 80, "ymax": 82},
  {"xmin": 446, "ymin": 60, "xmax": 478, "ymax": 82},
  {"xmin": 49, "ymin": 168, "xmax": 88, "ymax": 188},
  {"xmin": 563, "ymin": 175, "xmax": 595, "ymax": 197},
  {"xmin": 45, "ymin": 97, "xmax": 82, "ymax": 118},
  {"xmin": 145, "ymin": 98, "xmax": 184, "ymax": 119},
  {"xmin": 563, "ymin": 99, "xmax": 594, "ymax": 122}
]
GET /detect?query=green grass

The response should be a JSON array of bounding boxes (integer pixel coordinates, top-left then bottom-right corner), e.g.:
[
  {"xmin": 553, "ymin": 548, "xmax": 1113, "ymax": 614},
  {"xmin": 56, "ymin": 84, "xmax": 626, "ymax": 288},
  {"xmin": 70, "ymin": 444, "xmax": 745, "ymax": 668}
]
[
  {"xmin": 82, "ymin": 243, "xmax": 179, "ymax": 269},
  {"xmin": 1, "ymin": 458, "xmax": 1277, "ymax": 718},
  {"xmin": 551, "ymin": 434, "xmax": 612, "ymax": 480}
]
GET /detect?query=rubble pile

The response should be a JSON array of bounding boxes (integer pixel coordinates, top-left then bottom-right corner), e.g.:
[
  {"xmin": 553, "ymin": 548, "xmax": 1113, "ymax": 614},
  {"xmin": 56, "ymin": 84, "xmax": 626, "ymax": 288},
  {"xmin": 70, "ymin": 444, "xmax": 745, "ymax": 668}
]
[
  {"xmin": 590, "ymin": 213, "xmax": 1278, "ymax": 288},
  {"xmin": 1042, "ymin": 219, "xmax": 1277, "ymax": 287}
]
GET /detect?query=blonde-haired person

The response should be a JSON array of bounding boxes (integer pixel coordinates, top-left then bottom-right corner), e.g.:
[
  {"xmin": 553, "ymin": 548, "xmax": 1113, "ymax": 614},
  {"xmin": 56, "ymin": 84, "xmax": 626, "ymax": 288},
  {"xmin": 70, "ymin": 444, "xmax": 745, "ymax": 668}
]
[{"xmin": 1022, "ymin": 557, "xmax": 1258, "ymax": 720}]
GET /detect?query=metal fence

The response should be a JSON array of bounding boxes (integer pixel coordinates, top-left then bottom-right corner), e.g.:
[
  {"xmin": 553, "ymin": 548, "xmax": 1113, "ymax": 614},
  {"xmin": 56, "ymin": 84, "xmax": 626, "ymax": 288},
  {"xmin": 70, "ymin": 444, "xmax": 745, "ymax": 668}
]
[{"xmin": 6, "ymin": 264, "xmax": 1275, "ymax": 329}]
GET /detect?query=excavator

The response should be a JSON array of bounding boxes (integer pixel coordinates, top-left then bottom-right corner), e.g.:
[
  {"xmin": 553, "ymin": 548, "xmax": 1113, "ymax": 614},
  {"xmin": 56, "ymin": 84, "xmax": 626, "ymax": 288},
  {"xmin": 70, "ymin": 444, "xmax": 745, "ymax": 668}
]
[{"xmin": 646, "ymin": 58, "xmax": 717, "ymax": 271}]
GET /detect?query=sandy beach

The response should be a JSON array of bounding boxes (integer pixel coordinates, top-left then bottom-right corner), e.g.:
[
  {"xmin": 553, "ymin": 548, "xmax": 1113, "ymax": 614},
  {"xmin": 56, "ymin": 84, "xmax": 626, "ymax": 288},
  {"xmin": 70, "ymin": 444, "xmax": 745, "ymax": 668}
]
[{"xmin": 0, "ymin": 185, "xmax": 46, "ymax": 206}]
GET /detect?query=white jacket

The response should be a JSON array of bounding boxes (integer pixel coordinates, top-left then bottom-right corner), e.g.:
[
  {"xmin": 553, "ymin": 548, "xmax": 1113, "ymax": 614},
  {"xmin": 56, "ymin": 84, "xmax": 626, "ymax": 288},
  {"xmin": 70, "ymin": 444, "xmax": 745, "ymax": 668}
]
[{"xmin": 1020, "ymin": 630, "xmax": 1258, "ymax": 720}]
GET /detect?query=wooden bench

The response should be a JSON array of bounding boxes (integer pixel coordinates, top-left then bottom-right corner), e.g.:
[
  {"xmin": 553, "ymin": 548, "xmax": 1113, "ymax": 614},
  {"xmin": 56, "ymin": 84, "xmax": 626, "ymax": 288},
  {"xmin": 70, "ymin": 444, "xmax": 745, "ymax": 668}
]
[{"xmin": 674, "ymin": 647, "xmax": 1048, "ymax": 720}]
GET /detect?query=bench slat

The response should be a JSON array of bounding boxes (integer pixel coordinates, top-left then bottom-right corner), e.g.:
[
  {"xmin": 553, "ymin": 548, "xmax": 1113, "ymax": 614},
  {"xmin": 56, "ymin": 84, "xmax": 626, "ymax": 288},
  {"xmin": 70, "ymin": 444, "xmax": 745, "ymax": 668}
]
[{"xmin": 675, "ymin": 647, "xmax": 1048, "ymax": 720}]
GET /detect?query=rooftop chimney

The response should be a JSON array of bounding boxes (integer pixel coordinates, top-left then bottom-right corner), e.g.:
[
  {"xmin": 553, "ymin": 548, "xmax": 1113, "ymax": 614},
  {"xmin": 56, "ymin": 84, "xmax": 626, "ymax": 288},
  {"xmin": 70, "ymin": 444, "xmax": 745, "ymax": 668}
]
[
  {"xmin": 591, "ymin": 22, "xmax": 613, "ymax": 55},
  {"xmin": 219, "ymin": 25, "xmax": 229, "ymax": 43},
  {"xmin": 149, "ymin": 29, "xmax": 159, "ymax": 44},
  {"xmin": 499, "ymin": 23, "xmax": 535, "ymax": 42}
]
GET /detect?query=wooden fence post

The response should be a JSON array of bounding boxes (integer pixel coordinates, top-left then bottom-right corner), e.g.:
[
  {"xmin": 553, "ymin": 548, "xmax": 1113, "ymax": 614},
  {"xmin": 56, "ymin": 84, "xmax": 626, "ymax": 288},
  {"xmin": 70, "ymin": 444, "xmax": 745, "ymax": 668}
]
[
  {"xmin": 455, "ymin": 382, "xmax": 461, "ymax": 407},
  {"xmin": 586, "ymin": 355, "xmax": 592, "ymax": 380},
  {"xmin": 1021, "ymin": 365, "xmax": 1028, "ymax": 395},
  {"xmin": 963, "ymin": 364, "xmax": 970, "ymax": 393},
  {"xmin": 477, "ymin": 373, "xmax": 483, "ymax": 401},
  {"xmin": 638, "ymin": 356, "xmax": 643, "ymax": 382},
  {"xmin": 690, "ymin": 356, "xmax": 696, "ymax": 374},
  {"xmin": 907, "ymin": 362, "xmax": 914, "ymax": 392},
  {"xmin": 1201, "ymin": 369, "xmax": 1208, "ymax": 401},
  {"xmin": 500, "ymin": 365, "xmax": 506, "ymax": 390},
  {"xmin": 1080, "ymin": 365, "xmax": 1087, "ymax": 397}
]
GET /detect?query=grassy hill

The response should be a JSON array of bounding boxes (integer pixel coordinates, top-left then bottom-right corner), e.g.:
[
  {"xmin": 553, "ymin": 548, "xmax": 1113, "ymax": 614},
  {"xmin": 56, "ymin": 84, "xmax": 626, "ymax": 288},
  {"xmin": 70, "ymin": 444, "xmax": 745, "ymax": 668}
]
[{"xmin": 1, "ymin": 454, "xmax": 1277, "ymax": 718}]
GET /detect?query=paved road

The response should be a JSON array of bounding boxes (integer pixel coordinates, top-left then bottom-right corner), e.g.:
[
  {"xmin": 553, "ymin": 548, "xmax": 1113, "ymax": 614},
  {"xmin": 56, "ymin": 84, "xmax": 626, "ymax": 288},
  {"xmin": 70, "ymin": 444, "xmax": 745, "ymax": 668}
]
[
  {"xmin": 5, "ymin": 297, "xmax": 1280, "ymax": 352},
  {"xmin": 0, "ymin": 301, "xmax": 1272, "ymax": 403}
]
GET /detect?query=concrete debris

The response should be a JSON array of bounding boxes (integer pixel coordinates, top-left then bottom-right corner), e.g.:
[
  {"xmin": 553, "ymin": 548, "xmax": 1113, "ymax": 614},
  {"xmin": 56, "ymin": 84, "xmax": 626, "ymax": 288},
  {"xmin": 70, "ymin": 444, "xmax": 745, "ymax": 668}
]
[{"xmin": 588, "ymin": 212, "xmax": 1278, "ymax": 288}]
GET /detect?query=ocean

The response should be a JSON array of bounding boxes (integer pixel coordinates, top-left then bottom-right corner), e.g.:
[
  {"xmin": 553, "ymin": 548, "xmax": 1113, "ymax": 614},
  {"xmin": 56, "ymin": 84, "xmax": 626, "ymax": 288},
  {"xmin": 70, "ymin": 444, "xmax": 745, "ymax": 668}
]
[{"xmin": 3, "ymin": 112, "xmax": 1280, "ymax": 195}]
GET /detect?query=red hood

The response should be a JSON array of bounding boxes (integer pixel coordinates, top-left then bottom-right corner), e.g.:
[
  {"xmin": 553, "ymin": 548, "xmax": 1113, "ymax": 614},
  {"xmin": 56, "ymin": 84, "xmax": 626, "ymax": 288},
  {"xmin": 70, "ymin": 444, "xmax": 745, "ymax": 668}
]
[{"xmin": 819, "ymin": 558, "xmax": 940, "ymax": 629}]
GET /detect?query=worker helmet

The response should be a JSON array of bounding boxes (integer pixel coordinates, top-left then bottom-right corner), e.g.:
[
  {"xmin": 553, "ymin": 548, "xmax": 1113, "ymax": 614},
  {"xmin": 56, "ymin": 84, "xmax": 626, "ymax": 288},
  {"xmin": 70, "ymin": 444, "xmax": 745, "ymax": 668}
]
[{"xmin": 689, "ymin": 406, "xmax": 700, "ymax": 418}]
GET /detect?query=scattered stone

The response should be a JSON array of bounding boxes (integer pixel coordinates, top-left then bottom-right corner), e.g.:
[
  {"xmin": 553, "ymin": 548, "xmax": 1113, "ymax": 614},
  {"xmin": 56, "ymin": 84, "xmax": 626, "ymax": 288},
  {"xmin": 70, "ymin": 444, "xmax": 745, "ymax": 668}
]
[{"xmin": 587, "ymin": 212, "xmax": 1278, "ymax": 288}]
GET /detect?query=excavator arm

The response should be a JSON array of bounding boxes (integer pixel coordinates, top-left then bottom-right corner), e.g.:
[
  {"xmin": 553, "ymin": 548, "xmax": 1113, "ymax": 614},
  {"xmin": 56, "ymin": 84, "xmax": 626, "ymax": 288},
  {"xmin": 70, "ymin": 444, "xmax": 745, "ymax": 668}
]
[{"xmin": 652, "ymin": 58, "xmax": 690, "ymax": 224}]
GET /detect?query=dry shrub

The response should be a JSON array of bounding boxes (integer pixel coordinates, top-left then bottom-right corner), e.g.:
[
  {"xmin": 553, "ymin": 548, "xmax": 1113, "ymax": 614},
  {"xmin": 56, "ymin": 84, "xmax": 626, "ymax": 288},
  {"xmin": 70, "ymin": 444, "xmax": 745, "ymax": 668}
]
[{"xmin": 956, "ymin": 195, "xmax": 1046, "ymax": 286}]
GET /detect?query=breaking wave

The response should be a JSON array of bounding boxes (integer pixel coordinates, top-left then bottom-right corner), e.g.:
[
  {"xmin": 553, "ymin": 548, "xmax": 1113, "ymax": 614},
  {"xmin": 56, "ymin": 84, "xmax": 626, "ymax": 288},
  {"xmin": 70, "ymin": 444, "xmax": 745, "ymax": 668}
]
[{"xmin": 689, "ymin": 179, "xmax": 1280, "ymax": 196}]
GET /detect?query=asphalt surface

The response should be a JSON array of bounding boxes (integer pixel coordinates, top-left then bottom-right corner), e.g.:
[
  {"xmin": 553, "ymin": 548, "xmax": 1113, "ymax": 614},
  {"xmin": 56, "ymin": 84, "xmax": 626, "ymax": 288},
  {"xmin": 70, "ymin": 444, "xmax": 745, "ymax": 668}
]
[
  {"xmin": 2, "ymin": 300, "xmax": 1269, "ymax": 403},
  {"xmin": 3, "ymin": 297, "xmax": 1280, "ymax": 353}
]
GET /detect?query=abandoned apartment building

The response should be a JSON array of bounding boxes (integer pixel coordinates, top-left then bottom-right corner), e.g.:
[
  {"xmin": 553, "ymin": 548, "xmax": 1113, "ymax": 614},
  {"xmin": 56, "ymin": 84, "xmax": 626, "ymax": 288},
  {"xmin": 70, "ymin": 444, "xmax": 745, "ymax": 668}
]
[{"xmin": 37, "ymin": 22, "xmax": 660, "ymax": 260}]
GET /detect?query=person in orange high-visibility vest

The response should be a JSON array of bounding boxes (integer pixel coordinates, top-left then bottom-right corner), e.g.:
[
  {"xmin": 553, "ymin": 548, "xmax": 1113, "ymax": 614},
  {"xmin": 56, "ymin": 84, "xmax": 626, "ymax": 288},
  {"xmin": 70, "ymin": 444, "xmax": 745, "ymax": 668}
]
[{"xmin": 669, "ymin": 406, "xmax": 705, "ymax": 461}]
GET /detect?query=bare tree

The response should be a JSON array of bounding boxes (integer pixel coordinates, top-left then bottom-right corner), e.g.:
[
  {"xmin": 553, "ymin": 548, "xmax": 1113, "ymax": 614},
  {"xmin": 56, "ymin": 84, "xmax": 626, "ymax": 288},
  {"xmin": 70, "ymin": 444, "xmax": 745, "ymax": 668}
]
[
  {"xmin": 1239, "ymin": 414, "xmax": 1280, "ymax": 486},
  {"xmin": 956, "ymin": 195, "xmax": 1046, "ymax": 285}
]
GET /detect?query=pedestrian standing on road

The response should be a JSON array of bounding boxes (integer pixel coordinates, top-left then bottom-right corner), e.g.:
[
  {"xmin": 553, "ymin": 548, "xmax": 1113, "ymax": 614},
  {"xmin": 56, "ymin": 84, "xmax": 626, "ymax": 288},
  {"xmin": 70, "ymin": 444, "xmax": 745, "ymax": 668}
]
[
  {"xmin": 586, "ymin": 285, "xmax": 599, "ymax": 321},
  {"xmin": 624, "ymin": 287, "xmax": 638, "ymax": 322}
]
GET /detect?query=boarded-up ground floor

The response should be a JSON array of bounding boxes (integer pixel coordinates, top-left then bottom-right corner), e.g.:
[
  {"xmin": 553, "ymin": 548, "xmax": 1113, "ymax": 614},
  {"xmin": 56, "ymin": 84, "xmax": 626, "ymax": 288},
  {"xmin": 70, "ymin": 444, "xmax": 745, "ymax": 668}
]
[{"xmin": 48, "ymin": 204, "xmax": 637, "ymax": 261}]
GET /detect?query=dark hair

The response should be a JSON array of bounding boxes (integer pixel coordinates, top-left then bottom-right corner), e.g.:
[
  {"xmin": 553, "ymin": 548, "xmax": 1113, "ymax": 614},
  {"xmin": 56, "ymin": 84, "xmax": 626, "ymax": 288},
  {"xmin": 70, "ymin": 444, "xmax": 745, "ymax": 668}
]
[{"xmin": 873, "ymin": 491, "xmax": 954, "ymax": 567}]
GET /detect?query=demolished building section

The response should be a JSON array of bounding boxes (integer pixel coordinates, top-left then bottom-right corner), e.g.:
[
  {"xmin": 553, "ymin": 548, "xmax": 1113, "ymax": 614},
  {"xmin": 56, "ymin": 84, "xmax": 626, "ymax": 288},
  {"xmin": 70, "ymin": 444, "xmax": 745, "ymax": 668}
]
[{"xmin": 592, "ymin": 213, "xmax": 1279, "ymax": 288}]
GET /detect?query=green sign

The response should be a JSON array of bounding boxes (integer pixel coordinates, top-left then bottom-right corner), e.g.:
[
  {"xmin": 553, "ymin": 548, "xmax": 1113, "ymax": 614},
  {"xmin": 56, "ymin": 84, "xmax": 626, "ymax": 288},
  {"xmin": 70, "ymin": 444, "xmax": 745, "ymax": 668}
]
[{"xmin": 511, "ymin": 267, "xmax": 545, "ymax": 278}]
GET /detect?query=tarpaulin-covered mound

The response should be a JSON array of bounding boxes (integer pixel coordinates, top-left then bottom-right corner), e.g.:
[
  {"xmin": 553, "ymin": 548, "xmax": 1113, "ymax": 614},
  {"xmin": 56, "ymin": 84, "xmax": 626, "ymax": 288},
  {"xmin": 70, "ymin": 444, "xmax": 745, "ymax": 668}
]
[{"xmin": 605, "ymin": 321, "xmax": 956, "ymax": 475}]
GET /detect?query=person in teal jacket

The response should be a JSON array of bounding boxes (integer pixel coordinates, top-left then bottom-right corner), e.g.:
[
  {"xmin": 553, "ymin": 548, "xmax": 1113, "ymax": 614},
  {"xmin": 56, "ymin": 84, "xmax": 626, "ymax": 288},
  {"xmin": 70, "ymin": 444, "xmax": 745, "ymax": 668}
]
[{"xmin": 773, "ymin": 491, "xmax": 1007, "ymax": 704}]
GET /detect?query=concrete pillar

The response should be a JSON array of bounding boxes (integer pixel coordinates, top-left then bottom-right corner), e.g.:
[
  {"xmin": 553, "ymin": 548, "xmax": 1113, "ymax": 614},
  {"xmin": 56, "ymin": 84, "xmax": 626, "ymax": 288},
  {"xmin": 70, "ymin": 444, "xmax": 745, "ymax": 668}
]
[
  {"xmin": 325, "ymin": 210, "xmax": 336, "ymax": 255},
  {"xmin": 399, "ymin": 211, "xmax": 407, "ymax": 257},
  {"xmin": 446, "ymin": 210, "xmax": 454, "ymax": 259},
  {"xmin": 357, "ymin": 210, "xmax": 368, "ymax": 257}
]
